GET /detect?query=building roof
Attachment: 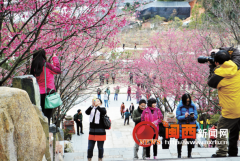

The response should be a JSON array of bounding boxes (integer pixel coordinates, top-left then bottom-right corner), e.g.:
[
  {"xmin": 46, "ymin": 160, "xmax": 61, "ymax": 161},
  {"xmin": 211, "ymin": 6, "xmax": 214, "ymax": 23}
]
[{"xmin": 136, "ymin": 1, "xmax": 191, "ymax": 11}]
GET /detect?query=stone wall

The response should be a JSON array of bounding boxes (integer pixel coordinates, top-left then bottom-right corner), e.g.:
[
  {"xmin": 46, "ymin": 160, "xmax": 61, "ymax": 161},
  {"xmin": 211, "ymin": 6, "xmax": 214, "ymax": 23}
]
[{"xmin": 12, "ymin": 75, "xmax": 41, "ymax": 109}]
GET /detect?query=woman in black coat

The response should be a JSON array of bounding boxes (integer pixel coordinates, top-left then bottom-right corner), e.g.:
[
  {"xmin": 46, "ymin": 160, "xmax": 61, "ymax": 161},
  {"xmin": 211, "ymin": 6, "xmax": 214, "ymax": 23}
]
[{"xmin": 85, "ymin": 98, "xmax": 106, "ymax": 161}]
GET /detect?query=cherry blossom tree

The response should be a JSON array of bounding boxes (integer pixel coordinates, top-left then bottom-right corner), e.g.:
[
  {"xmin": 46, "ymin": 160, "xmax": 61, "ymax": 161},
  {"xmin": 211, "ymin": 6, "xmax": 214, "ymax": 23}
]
[
  {"xmin": 0, "ymin": 0, "xmax": 126, "ymax": 86},
  {"xmin": 202, "ymin": 0, "xmax": 240, "ymax": 44},
  {"xmin": 127, "ymin": 29, "xmax": 231, "ymax": 117}
]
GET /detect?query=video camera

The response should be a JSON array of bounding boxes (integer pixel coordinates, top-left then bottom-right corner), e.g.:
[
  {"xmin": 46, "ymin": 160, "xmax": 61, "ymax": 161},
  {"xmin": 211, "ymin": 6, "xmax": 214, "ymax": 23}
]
[
  {"xmin": 198, "ymin": 51, "xmax": 216, "ymax": 65},
  {"xmin": 197, "ymin": 47, "xmax": 240, "ymax": 69}
]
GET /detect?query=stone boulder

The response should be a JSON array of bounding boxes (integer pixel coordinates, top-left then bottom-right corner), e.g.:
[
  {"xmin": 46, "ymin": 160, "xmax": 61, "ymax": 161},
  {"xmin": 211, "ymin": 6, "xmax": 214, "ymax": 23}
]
[
  {"xmin": 0, "ymin": 87, "xmax": 46, "ymax": 161},
  {"xmin": 33, "ymin": 105, "xmax": 51, "ymax": 161},
  {"xmin": 12, "ymin": 75, "xmax": 41, "ymax": 108},
  {"xmin": 64, "ymin": 141, "xmax": 74, "ymax": 153}
]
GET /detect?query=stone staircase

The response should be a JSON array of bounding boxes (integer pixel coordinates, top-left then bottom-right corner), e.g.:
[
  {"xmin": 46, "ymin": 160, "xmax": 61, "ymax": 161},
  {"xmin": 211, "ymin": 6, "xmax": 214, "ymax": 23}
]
[
  {"xmin": 64, "ymin": 95, "xmax": 240, "ymax": 161},
  {"xmin": 64, "ymin": 146, "xmax": 240, "ymax": 161}
]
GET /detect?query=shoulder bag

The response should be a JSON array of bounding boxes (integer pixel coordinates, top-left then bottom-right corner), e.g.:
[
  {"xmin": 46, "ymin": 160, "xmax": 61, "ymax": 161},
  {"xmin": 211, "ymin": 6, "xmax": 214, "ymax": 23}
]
[
  {"xmin": 102, "ymin": 114, "xmax": 111, "ymax": 129},
  {"xmin": 44, "ymin": 62, "xmax": 63, "ymax": 109}
]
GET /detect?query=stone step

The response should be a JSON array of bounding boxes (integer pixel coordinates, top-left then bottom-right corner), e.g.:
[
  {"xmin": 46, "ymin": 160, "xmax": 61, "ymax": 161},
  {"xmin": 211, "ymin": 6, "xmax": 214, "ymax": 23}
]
[{"xmin": 64, "ymin": 147, "xmax": 240, "ymax": 161}]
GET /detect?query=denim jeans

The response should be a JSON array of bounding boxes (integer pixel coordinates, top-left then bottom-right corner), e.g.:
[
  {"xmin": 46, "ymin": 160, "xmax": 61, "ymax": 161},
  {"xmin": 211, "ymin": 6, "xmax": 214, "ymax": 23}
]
[
  {"xmin": 127, "ymin": 94, "xmax": 131, "ymax": 101},
  {"xmin": 87, "ymin": 140, "xmax": 104, "ymax": 158},
  {"xmin": 114, "ymin": 94, "xmax": 118, "ymax": 101},
  {"xmin": 104, "ymin": 100, "xmax": 108, "ymax": 107},
  {"xmin": 98, "ymin": 94, "xmax": 101, "ymax": 99}
]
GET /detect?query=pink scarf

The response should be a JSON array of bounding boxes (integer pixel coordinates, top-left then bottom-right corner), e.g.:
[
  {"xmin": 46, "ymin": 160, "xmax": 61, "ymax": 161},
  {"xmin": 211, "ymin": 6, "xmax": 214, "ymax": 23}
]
[{"xmin": 144, "ymin": 107, "xmax": 160, "ymax": 122}]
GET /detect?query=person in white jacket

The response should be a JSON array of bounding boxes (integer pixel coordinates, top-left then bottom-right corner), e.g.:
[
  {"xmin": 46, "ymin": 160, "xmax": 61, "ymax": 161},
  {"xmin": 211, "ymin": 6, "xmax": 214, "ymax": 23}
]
[{"xmin": 104, "ymin": 91, "xmax": 109, "ymax": 108}]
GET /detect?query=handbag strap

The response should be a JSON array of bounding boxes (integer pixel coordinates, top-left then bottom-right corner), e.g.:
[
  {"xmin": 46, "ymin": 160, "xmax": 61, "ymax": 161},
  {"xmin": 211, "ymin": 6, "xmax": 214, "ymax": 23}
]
[{"xmin": 44, "ymin": 62, "xmax": 47, "ymax": 94}]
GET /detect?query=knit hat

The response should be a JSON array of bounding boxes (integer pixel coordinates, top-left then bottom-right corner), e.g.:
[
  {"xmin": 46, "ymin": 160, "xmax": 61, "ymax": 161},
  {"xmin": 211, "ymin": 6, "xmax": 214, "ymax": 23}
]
[
  {"xmin": 147, "ymin": 98, "xmax": 156, "ymax": 107},
  {"xmin": 139, "ymin": 99, "xmax": 146, "ymax": 105}
]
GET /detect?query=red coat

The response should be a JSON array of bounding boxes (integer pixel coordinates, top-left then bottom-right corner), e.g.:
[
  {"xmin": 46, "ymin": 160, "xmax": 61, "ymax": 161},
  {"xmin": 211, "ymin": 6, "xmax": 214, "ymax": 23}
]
[
  {"xmin": 127, "ymin": 87, "xmax": 131, "ymax": 94},
  {"xmin": 120, "ymin": 104, "xmax": 125, "ymax": 113},
  {"xmin": 105, "ymin": 73, "xmax": 110, "ymax": 79}
]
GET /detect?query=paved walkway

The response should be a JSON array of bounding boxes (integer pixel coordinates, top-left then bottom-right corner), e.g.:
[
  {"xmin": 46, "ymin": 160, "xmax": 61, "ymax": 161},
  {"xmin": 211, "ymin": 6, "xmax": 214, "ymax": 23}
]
[{"xmin": 64, "ymin": 94, "xmax": 240, "ymax": 161}]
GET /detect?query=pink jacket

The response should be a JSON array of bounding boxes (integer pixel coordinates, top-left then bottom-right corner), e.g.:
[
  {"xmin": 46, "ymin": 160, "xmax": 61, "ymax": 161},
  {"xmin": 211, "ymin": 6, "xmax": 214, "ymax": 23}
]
[
  {"xmin": 141, "ymin": 107, "xmax": 163, "ymax": 131},
  {"xmin": 36, "ymin": 56, "xmax": 61, "ymax": 94}
]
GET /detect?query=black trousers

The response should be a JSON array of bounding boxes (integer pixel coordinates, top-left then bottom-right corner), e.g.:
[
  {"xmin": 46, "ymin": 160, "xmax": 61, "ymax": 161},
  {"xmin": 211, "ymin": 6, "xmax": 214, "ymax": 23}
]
[
  {"xmin": 228, "ymin": 120, "xmax": 240, "ymax": 156},
  {"xmin": 162, "ymin": 138, "xmax": 170, "ymax": 149},
  {"xmin": 40, "ymin": 93, "xmax": 54, "ymax": 125},
  {"xmin": 112, "ymin": 78, "xmax": 115, "ymax": 84},
  {"xmin": 124, "ymin": 118, "xmax": 129, "ymax": 125},
  {"xmin": 121, "ymin": 112, "xmax": 124, "ymax": 118},
  {"xmin": 211, "ymin": 139, "xmax": 216, "ymax": 148},
  {"xmin": 76, "ymin": 121, "xmax": 83, "ymax": 134},
  {"xmin": 177, "ymin": 139, "xmax": 194, "ymax": 156},
  {"xmin": 146, "ymin": 135, "xmax": 158, "ymax": 157},
  {"xmin": 130, "ymin": 110, "xmax": 133, "ymax": 118},
  {"xmin": 130, "ymin": 78, "xmax": 133, "ymax": 84}
]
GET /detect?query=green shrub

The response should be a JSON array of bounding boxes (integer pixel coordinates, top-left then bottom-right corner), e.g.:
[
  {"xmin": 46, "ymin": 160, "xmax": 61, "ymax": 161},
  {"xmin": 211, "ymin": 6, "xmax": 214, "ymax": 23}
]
[
  {"xmin": 63, "ymin": 129, "xmax": 73, "ymax": 140},
  {"xmin": 210, "ymin": 113, "xmax": 220, "ymax": 125}
]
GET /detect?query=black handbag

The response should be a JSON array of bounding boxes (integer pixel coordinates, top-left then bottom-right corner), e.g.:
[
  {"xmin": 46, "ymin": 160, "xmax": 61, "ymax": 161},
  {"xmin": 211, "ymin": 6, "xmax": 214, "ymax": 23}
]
[
  {"xmin": 159, "ymin": 123, "xmax": 165, "ymax": 137},
  {"xmin": 102, "ymin": 115, "xmax": 111, "ymax": 129}
]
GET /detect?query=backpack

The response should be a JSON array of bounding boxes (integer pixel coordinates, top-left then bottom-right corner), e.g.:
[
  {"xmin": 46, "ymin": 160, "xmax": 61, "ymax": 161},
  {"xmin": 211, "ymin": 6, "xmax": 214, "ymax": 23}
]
[
  {"xmin": 102, "ymin": 115, "xmax": 111, "ymax": 129},
  {"xmin": 73, "ymin": 114, "xmax": 77, "ymax": 121},
  {"xmin": 164, "ymin": 112, "xmax": 177, "ymax": 124},
  {"xmin": 219, "ymin": 46, "xmax": 240, "ymax": 69}
]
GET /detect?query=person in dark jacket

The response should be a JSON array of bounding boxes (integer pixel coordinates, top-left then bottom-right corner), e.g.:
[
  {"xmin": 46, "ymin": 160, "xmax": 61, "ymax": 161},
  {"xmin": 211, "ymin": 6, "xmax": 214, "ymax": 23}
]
[
  {"xmin": 132, "ymin": 99, "xmax": 147, "ymax": 159},
  {"xmin": 111, "ymin": 72, "xmax": 116, "ymax": 84},
  {"xmin": 129, "ymin": 72, "xmax": 133, "ymax": 84},
  {"xmin": 129, "ymin": 103, "xmax": 134, "ymax": 118},
  {"xmin": 106, "ymin": 87, "xmax": 110, "ymax": 100},
  {"xmin": 85, "ymin": 98, "xmax": 106, "ymax": 161},
  {"xmin": 100, "ymin": 73, "xmax": 104, "ymax": 85},
  {"xmin": 74, "ymin": 109, "xmax": 84, "ymax": 135},
  {"xmin": 97, "ymin": 88, "xmax": 101, "ymax": 99},
  {"xmin": 124, "ymin": 109, "xmax": 131, "ymax": 125},
  {"xmin": 176, "ymin": 93, "xmax": 198, "ymax": 158}
]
